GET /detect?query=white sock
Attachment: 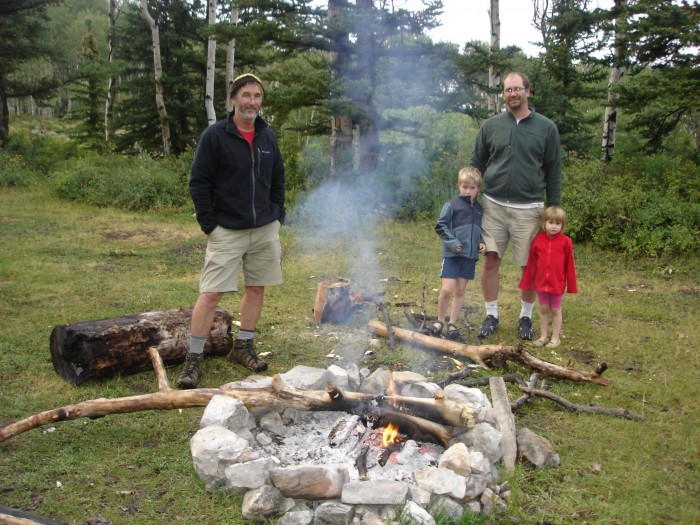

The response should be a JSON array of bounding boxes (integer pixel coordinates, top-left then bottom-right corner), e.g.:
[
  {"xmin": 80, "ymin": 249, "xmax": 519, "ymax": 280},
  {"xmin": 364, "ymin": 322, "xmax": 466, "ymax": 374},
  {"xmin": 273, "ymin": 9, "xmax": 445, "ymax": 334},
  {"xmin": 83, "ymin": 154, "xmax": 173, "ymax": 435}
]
[
  {"xmin": 237, "ymin": 329, "xmax": 255, "ymax": 341},
  {"xmin": 485, "ymin": 301, "xmax": 498, "ymax": 318},
  {"xmin": 520, "ymin": 301, "xmax": 535, "ymax": 319},
  {"xmin": 189, "ymin": 335, "xmax": 207, "ymax": 355}
]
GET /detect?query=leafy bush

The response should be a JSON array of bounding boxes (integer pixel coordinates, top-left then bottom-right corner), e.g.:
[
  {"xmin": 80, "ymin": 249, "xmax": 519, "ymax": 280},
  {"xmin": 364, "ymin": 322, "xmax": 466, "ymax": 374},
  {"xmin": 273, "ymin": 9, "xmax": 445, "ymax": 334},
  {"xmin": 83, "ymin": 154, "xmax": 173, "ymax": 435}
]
[
  {"xmin": 0, "ymin": 150, "xmax": 38, "ymax": 187},
  {"xmin": 54, "ymin": 152, "xmax": 192, "ymax": 211},
  {"xmin": 563, "ymin": 154, "xmax": 699, "ymax": 257},
  {"xmin": 3, "ymin": 130, "xmax": 82, "ymax": 175}
]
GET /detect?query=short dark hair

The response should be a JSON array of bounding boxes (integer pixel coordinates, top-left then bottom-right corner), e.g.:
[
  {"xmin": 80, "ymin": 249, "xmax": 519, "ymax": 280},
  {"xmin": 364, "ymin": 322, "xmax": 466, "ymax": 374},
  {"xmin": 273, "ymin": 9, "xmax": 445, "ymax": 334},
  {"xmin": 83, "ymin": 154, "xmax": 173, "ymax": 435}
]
[{"xmin": 503, "ymin": 71, "xmax": 530, "ymax": 91}]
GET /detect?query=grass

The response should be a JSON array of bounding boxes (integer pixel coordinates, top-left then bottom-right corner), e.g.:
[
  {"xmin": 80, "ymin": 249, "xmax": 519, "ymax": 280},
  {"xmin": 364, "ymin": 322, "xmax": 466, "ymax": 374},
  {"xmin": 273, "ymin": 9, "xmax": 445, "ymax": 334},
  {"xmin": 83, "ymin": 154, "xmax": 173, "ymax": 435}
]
[{"xmin": 1, "ymin": 186, "xmax": 699, "ymax": 525}]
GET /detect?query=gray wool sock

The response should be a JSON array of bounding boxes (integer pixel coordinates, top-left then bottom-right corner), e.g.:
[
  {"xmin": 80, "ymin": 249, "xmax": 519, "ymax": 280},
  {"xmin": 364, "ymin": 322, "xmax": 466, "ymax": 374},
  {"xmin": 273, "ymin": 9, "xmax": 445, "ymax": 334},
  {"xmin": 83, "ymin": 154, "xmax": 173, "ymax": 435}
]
[{"xmin": 189, "ymin": 335, "xmax": 207, "ymax": 355}]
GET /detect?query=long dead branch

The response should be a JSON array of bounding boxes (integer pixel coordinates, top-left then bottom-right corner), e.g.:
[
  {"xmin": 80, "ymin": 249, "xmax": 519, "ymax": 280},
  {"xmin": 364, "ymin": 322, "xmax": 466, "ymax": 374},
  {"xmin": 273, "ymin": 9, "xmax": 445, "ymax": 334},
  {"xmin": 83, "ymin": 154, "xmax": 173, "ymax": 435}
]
[
  {"xmin": 0, "ymin": 349, "xmax": 476, "ymax": 443},
  {"xmin": 518, "ymin": 386, "xmax": 645, "ymax": 421},
  {"xmin": 368, "ymin": 320, "xmax": 610, "ymax": 385}
]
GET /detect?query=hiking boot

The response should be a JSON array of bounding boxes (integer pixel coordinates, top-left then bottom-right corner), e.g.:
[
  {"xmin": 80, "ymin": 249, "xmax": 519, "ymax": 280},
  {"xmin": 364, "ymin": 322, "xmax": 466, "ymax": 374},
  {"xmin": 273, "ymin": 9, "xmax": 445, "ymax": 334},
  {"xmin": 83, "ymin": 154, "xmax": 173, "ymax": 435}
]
[
  {"xmin": 230, "ymin": 339, "xmax": 268, "ymax": 372},
  {"xmin": 518, "ymin": 316, "xmax": 536, "ymax": 340},
  {"xmin": 177, "ymin": 353, "xmax": 204, "ymax": 389},
  {"xmin": 477, "ymin": 315, "xmax": 499, "ymax": 338}
]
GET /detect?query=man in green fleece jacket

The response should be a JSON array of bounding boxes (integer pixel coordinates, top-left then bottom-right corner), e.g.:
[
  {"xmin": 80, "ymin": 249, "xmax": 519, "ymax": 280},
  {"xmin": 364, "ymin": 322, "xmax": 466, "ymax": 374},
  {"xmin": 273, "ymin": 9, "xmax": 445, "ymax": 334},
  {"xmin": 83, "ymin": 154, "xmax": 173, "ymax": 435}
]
[{"xmin": 469, "ymin": 71, "xmax": 562, "ymax": 341}]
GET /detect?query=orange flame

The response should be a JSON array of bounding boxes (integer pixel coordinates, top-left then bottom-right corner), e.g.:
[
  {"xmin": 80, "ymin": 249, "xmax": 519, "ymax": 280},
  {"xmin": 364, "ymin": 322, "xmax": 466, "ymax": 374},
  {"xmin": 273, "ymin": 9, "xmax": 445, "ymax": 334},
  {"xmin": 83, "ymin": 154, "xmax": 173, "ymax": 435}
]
[{"xmin": 382, "ymin": 422, "xmax": 399, "ymax": 447}]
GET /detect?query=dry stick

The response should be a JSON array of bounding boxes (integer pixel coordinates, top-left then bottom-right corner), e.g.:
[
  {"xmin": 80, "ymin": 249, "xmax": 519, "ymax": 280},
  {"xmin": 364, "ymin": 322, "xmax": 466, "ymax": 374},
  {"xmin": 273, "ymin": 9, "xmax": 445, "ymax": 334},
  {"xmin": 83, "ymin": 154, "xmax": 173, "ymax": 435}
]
[
  {"xmin": 518, "ymin": 386, "xmax": 646, "ymax": 421},
  {"xmin": 511, "ymin": 373, "xmax": 540, "ymax": 411},
  {"xmin": 419, "ymin": 272, "xmax": 428, "ymax": 332},
  {"xmin": 441, "ymin": 372, "xmax": 525, "ymax": 389},
  {"xmin": 370, "ymin": 296, "xmax": 396, "ymax": 350}
]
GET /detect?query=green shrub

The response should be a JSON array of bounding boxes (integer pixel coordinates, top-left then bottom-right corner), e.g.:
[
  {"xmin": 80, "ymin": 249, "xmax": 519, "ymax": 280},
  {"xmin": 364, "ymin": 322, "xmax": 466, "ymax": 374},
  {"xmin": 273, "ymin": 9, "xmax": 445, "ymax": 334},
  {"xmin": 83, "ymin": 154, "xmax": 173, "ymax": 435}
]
[
  {"xmin": 3, "ymin": 130, "xmax": 82, "ymax": 174},
  {"xmin": 54, "ymin": 152, "xmax": 192, "ymax": 212},
  {"xmin": 0, "ymin": 151, "xmax": 38, "ymax": 187},
  {"xmin": 563, "ymin": 154, "xmax": 699, "ymax": 257}
]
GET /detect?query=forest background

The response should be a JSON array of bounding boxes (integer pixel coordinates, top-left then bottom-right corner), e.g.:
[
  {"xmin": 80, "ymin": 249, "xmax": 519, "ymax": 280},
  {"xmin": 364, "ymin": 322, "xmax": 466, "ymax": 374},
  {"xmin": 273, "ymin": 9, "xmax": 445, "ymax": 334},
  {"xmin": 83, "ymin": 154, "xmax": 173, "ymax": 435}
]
[{"xmin": 1, "ymin": 1, "xmax": 699, "ymax": 524}]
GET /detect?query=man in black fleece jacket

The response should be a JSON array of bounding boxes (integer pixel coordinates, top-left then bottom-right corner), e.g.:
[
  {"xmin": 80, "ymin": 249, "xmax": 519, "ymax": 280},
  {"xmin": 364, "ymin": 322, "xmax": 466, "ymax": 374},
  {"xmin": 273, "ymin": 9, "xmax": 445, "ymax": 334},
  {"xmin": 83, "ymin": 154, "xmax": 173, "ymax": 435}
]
[{"xmin": 178, "ymin": 74, "xmax": 285, "ymax": 389}]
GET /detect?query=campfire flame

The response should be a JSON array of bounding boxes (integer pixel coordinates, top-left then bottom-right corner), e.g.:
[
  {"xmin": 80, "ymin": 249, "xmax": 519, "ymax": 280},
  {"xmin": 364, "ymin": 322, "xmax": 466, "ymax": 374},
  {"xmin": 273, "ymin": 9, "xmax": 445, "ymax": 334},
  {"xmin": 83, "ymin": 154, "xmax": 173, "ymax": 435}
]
[{"xmin": 382, "ymin": 422, "xmax": 399, "ymax": 447}]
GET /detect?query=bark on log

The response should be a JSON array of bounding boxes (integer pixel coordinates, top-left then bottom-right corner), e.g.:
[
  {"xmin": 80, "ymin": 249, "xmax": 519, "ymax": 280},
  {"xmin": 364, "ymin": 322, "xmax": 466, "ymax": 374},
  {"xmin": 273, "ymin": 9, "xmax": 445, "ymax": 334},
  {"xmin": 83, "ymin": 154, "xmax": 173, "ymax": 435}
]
[
  {"xmin": 368, "ymin": 320, "xmax": 610, "ymax": 386},
  {"xmin": 50, "ymin": 307, "xmax": 232, "ymax": 385}
]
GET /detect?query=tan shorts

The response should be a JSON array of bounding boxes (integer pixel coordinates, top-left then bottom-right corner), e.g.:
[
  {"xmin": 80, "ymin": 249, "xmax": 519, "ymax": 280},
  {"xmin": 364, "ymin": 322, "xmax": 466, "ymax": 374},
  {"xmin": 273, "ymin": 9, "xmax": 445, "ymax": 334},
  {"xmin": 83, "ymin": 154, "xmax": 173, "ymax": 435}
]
[
  {"xmin": 199, "ymin": 220, "xmax": 282, "ymax": 292},
  {"xmin": 481, "ymin": 198, "xmax": 543, "ymax": 267}
]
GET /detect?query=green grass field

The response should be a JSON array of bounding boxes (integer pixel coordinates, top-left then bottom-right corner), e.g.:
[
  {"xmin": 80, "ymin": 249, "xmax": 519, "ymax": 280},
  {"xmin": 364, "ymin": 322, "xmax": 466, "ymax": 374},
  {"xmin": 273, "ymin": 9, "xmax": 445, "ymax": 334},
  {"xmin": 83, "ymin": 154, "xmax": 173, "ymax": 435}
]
[{"xmin": 1, "ymin": 186, "xmax": 698, "ymax": 524}]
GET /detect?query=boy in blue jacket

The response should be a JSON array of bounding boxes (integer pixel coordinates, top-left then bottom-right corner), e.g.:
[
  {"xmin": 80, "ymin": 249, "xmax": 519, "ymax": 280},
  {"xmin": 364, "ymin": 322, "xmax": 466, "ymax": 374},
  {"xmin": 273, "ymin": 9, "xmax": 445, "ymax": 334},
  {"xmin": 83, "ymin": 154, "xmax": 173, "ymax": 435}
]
[{"xmin": 425, "ymin": 167, "xmax": 485, "ymax": 340}]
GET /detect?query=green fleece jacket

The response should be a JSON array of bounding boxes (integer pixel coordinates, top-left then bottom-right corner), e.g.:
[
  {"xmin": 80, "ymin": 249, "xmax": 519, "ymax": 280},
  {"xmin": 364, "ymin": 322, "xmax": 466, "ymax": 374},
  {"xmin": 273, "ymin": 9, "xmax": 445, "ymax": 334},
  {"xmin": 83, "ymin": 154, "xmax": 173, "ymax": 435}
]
[{"xmin": 470, "ymin": 110, "xmax": 562, "ymax": 206}]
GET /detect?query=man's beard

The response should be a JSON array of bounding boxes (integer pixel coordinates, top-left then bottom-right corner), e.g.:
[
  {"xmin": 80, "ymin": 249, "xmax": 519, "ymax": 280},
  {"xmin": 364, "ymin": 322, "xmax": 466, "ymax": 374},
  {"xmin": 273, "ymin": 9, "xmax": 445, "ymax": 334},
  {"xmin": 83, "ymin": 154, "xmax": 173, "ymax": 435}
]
[{"xmin": 238, "ymin": 107, "xmax": 258, "ymax": 121}]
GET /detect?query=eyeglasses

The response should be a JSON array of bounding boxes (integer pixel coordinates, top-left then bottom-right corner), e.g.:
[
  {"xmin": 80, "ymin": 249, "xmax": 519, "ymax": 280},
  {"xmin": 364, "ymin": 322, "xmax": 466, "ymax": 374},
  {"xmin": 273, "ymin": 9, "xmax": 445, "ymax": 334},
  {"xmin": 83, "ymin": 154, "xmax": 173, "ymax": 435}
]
[
  {"xmin": 239, "ymin": 93, "xmax": 263, "ymax": 102},
  {"xmin": 503, "ymin": 87, "xmax": 526, "ymax": 94}
]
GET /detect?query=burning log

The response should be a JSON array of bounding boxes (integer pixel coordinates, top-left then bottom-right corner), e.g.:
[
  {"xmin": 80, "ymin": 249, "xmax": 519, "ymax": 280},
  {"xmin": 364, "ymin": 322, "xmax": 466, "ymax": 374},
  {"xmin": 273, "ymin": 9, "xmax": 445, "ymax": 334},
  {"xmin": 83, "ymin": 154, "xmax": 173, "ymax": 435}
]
[
  {"xmin": 368, "ymin": 320, "xmax": 610, "ymax": 386},
  {"xmin": 50, "ymin": 307, "xmax": 232, "ymax": 385},
  {"xmin": 371, "ymin": 407, "xmax": 452, "ymax": 448},
  {"xmin": 378, "ymin": 443, "xmax": 398, "ymax": 467}
]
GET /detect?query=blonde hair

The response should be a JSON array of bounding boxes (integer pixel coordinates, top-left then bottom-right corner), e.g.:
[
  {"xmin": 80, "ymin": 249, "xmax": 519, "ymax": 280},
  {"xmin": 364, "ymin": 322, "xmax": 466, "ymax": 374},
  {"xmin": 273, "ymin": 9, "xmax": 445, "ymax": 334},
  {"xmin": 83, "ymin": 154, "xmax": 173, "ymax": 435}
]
[
  {"xmin": 458, "ymin": 166, "xmax": 482, "ymax": 187},
  {"xmin": 541, "ymin": 206, "xmax": 567, "ymax": 231}
]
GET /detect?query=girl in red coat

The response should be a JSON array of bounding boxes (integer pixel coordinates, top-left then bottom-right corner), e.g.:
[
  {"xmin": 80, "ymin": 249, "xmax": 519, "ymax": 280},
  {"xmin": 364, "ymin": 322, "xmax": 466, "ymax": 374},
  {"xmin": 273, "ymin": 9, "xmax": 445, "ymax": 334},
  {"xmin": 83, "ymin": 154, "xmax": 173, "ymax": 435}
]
[{"xmin": 519, "ymin": 206, "xmax": 577, "ymax": 348}]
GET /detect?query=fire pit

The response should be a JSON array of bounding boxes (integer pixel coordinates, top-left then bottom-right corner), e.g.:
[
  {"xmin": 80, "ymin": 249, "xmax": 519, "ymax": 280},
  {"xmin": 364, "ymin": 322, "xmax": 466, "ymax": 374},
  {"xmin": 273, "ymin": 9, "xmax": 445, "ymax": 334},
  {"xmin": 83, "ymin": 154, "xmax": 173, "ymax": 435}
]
[{"xmin": 189, "ymin": 364, "xmax": 512, "ymax": 523}]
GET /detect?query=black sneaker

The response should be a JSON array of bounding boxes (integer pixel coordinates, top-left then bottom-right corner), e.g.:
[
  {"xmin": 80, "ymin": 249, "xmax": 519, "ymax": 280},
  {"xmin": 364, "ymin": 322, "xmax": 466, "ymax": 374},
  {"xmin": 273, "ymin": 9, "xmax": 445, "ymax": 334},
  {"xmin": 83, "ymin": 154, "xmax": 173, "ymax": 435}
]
[
  {"xmin": 230, "ymin": 339, "xmax": 268, "ymax": 372},
  {"xmin": 477, "ymin": 315, "xmax": 499, "ymax": 338},
  {"xmin": 177, "ymin": 353, "xmax": 204, "ymax": 389},
  {"xmin": 518, "ymin": 316, "xmax": 536, "ymax": 340}
]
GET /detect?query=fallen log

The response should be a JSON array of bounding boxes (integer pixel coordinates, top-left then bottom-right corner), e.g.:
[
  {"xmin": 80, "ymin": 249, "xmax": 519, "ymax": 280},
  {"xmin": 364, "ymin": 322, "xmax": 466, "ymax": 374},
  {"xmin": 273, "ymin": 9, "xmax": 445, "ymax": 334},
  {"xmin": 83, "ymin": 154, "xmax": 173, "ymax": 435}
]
[
  {"xmin": 0, "ymin": 350, "xmax": 475, "ymax": 442},
  {"xmin": 368, "ymin": 320, "xmax": 610, "ymax": 386},
  {"xmin": 50, "ymin": 307, "xmax": 232, "ymax": 385},
  {"xmin": 368, "ymin": 319, "xmax": 502, "ymax": 368}
]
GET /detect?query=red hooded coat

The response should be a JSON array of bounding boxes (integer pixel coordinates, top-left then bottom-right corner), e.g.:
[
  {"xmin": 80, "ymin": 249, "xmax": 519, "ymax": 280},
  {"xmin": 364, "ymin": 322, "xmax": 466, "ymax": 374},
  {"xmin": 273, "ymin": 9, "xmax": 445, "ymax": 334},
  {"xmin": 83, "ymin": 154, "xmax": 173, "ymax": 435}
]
[{"xmin": 519, "ymin": 231, "xmax": 577, "ymax": 294}]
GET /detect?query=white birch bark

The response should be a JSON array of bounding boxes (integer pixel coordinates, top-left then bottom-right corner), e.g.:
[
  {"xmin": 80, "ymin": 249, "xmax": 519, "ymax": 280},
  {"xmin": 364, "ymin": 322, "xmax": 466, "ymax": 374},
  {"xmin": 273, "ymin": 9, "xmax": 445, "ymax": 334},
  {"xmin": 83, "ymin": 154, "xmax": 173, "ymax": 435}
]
[
  {"xmin": 488, "ymin": 0, "xmax": 501, "ymax": 115},
  {"xmin": 104, "ymin": 0, "xmax": 118, "ymax": 142},
  {"xmin": 139, "ymin": 0, "xmax": 171, "ymax": 156},
  {"xmin": 328, "ymin": 0, "xmax": 354, "ymax": 177},
  {"xmin": 601, "ymin": 0, "xmax": 626, "ymax": 162},
  {"xmin": 225, "ymin": 4, "xmax": 239, "ymax": 112},
  {"xmin": 205, "ymin": 0, "xmax": 217, "ymax": 126}
]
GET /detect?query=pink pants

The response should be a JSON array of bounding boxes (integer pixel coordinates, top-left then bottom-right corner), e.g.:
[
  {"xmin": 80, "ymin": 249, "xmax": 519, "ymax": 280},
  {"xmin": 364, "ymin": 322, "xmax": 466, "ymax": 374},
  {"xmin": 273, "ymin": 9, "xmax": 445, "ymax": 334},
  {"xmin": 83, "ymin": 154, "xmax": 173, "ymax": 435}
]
[{"xmin": 537, "ymin": 291, "xmax": 564, "ymax": 309}]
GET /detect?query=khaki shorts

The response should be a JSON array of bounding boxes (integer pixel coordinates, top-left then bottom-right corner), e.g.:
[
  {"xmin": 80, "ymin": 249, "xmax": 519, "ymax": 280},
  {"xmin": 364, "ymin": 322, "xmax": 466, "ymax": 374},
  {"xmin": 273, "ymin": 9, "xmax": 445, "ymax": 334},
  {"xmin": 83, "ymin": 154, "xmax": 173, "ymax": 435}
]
[
  {"xmin": 481, "ymin": 198, "xmax": 543, "ymax": 267},
  {"xmin": 199, "ymin": 220, "xmax": 282, "ymax": 292}
]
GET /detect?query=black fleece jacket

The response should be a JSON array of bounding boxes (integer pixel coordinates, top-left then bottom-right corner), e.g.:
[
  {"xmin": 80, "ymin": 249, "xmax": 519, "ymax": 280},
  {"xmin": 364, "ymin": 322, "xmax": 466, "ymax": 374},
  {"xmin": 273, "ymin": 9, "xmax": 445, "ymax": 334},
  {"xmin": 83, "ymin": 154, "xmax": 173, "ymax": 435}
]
[{"xmin": 189, "ymin": 113, "xmax": 285, "ymax": 234}]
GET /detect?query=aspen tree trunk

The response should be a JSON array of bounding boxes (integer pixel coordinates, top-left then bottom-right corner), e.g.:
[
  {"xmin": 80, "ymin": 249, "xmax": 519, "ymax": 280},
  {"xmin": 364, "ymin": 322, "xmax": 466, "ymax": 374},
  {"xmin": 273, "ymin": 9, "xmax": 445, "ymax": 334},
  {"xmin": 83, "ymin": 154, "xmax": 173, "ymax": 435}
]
[
  {"xmin": 601, "ymin": 0, "xmax": 626, "ymax": 162},
  {"xmin": 328, "ymin": 0, "xmax": 354, "ymax": 177},
  {"xmin": 104, "ymin": 0, "xmax": 118, "ymax": 142},
  {"xmin": 356, "ymin": 0, "xmax": 379, "ymax": 176},
  {"xmin": 205, "ymin": 0, "xmax": 217, "ymax": 125},
  {"xmin": 226, "ymin": 5, "xmax": 239, "ymax": 113},
  {"xmin": 0, "ymin": 72, "xmax": 9, "ymax": 145},
  {"xmin": 139, "ymin": 0, "xmax": 171, "ymax": 156},
  {"xmin": 488, "ymin": 0, "xmax": 501, "ymax": 115}
]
